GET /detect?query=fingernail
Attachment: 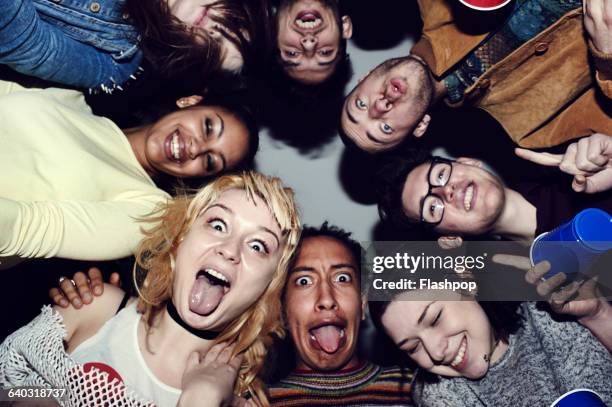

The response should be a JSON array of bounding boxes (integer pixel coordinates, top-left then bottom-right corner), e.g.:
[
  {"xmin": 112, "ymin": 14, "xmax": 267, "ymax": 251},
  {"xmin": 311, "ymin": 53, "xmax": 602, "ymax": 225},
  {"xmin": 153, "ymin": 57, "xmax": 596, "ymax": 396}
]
[
  {"xmin": 74, "ymin": 299, "xmax": 82, "ymax": 307},
  {"xmin": 93, "ymin": 287, "xmax": 102, "ymax": 295},
  {"xmin": 60, "ymin": 299, "xmax": 68, "ymax": 307},
  {"xmin": 83, "ymin": 293, "xmax": 92, "ymax": 302}
]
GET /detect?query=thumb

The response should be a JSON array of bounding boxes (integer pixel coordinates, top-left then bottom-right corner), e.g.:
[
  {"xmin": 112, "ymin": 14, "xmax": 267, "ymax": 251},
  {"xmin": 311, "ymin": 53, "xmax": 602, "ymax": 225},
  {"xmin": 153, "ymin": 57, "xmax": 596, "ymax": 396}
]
[
  {"xmin": 572, "ymin": 174, "xmax": 587, "ymax": 192},
  {"xmin": 582, "ymin": 168, "xmax": 612, "ymax": 193}
]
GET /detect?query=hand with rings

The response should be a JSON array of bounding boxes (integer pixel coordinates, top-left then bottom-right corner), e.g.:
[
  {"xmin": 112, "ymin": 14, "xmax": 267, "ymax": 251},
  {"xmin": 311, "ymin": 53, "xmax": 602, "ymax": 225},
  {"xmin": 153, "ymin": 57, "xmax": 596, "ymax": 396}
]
[{"xmin": 50, "ymin": 267, "xmax": 121, "ymax": 309}]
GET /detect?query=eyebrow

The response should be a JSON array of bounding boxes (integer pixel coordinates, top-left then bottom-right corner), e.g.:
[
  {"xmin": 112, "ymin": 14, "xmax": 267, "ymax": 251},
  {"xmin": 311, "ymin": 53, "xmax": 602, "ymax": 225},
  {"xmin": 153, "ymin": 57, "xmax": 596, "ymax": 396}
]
[
  {"xmin": 214, "ymin": 113, "xmax": 226, "ymax": 171},
  {"xmin": 282, "ymin": 60, "xmax": 300, "ymax": 68},
  {"xmin": 366, "ymin": 132, "xmax": 386, "ymax": 145},
  {"xmin": 318, "ymin": 59, "xmax": 337, "ymax": 66},
  {"xmin": 346, "ymin": 107, "xmax": 358, "ymax": 124},
  {"xmin": 204, "ymin": 204, "xmax": 280, "ymax": 245},
  {"xmin": 290, "ymin": 263, "xmax": 357, "ymax": 275},
  {"xmin": 216, "ymin": 113, "xmax": 224, "ymax": 138},
  {"xmin": 260, "ymin": 226, "xmax": 281, "ymax": 247},
  {"xmin": 205, "ymin": 203, "xmax": 233, "ymax": 214}
]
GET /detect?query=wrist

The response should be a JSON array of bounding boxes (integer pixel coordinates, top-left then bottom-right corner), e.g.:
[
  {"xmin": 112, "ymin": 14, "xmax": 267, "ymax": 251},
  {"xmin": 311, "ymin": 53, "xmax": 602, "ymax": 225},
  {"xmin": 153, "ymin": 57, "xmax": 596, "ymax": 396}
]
[
  {"xmin": 178, "ymin": 384, "xmax": 223, "ymax": 407},
  {"xmin": 578, "ymin": 300, "xmax": 611, "ymax": 326},
  {"xmin": 589, "ymin": 40, "xmax": 612, "ymax": 81}
]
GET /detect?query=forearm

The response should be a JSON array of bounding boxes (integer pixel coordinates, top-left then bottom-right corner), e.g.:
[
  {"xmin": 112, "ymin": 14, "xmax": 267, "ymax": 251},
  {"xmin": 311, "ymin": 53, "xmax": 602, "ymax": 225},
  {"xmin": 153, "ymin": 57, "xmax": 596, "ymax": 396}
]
[
  {"xmin": 0, "ymin": 0, "xmax": 137, "ymax": 89},
  {"xmin": 579, "ymin": 300, "xmax": 612, "ymax": 352},
  {"xmin": 177, "ymin": 387, "xmax": 223, "ymax": 407}
]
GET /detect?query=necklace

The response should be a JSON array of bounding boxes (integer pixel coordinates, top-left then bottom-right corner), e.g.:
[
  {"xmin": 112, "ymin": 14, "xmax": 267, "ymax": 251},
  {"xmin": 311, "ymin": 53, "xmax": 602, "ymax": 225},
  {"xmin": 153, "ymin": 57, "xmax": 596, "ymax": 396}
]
[{"xmin": 166, "ymin": 300, "xmax": 220, "ymax": 340}]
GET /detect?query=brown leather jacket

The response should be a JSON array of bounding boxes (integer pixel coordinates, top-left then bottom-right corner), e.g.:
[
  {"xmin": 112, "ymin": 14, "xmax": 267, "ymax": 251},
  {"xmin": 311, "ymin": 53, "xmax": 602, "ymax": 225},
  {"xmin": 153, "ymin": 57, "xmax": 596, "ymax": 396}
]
[{"xmin": 411, "ymin": 1, "xmax": 612, "ymax": 148}]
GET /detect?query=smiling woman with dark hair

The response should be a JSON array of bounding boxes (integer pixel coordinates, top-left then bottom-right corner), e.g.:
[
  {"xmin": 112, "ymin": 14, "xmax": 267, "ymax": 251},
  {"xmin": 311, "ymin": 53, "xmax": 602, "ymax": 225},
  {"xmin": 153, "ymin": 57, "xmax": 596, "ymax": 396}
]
[{"xmin": 0, "ymin": 79, "xmax": 258, "ymax": 263}]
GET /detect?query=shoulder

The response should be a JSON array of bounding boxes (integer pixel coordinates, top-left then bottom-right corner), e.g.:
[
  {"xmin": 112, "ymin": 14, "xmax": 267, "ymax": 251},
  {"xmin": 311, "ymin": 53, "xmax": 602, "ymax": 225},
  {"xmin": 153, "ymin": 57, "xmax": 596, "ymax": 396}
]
[{"xmin": 55, "ymin": 284, "xmax": 129, "ymax": 349}]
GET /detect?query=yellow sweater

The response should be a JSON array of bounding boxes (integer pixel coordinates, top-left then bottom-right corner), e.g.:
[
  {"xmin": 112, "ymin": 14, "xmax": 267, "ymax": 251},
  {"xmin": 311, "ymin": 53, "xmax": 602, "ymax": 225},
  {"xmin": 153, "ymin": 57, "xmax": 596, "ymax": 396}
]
[{"xmin": 0, "ymin": 80, "xmax": 169, "ymax": 261}]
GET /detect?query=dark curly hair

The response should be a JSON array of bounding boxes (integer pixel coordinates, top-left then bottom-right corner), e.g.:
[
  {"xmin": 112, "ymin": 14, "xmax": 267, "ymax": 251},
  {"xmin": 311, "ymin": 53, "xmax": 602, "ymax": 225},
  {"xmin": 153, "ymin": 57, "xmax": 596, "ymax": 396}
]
[
  {"xmin": 376, "ymin": 149, "xmax": 433, "ymax": 231},
  {"xmin": 295, "ymin": 222, "xmax": 362, "ymax": 277}
]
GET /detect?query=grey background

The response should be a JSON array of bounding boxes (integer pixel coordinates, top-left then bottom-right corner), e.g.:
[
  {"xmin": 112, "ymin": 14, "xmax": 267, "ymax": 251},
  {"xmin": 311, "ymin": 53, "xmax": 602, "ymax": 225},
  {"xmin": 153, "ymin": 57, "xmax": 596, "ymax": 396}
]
[{"xmin": 255, "ymin": 38, "xmax": 415, "ymax": 241}]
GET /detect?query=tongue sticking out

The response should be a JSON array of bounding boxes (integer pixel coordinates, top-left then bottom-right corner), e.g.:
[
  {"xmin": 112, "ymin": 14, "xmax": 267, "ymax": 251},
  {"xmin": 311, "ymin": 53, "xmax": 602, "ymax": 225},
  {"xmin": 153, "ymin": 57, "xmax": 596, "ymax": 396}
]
[
  {"xmin": 311, "ymin": 325, "xmax": 343, "ymax": 354},
  {"xmin": 189, "ymin": 275, "xmax": 224, "ymax": 316}
]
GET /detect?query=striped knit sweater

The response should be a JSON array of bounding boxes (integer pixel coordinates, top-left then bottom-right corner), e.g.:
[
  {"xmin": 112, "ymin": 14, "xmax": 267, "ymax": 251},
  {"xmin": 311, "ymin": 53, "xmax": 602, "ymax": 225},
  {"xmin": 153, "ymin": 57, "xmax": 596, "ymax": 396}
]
[{"xmin": 268, "ymin": 361, "xmax": 414, "ymax": 406}]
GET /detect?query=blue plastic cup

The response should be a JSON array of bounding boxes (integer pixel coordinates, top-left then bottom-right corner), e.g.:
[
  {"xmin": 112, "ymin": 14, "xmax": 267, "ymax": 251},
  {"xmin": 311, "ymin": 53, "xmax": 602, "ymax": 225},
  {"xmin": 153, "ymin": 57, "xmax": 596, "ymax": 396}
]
[
  {"xmin": 530, "ymin": 208, "xmax": 612, "ymax": 279},
  {"xmin": 551, "ymin": 389, "xmax": 608, "ymax": 407}
]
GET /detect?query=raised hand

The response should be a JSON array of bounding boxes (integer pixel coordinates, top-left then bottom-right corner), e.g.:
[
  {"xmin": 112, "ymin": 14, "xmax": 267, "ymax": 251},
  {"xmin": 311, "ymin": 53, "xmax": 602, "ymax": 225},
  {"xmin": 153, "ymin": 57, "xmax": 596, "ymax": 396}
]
[
  {"xmin": 515, "ymin": 133, "xmax": 612, "ymax": 193},
  {"xmin": 50, "ymin": 267, "xmax": 121, "ymax": 308},
  {"xmin": 178, "ymin": 343, "xmax": 245, "ymax": 407},
  {"xmin": 584, "ymin": 0, "xmax": 612, "ymax": 54}
]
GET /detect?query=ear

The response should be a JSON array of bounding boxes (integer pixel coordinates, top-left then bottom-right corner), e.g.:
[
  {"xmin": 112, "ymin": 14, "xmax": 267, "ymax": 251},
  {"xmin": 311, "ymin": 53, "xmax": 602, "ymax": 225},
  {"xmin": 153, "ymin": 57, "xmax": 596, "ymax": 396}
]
[
  {"xmin": 437, "ymin": 235, "xmax": 463, "ymax": 250},
  {"xmin": 412, "ymin": 114, "xmax": 431, "ymax": 138},
  {"xmin": 341, "ymin": 16, "xmax": 353, "ymax": 39},
  {"xmin": 456, "ymin": 157, "xmax": 484, "ymax": 168},
  {"xmin": 176, "ymin": 95, "xmax": 203, "ymax": 109},
  {"xmin": 360, "ymin": 295, "xmax": 367, "ymax": 321}
]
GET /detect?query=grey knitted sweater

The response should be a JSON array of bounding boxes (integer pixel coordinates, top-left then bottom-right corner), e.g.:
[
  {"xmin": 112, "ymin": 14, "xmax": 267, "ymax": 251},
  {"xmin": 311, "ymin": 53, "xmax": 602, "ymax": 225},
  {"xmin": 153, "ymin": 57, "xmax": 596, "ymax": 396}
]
[{"xmin": 414, "ymin": 302, "xmax": 612, "ymax": 407}]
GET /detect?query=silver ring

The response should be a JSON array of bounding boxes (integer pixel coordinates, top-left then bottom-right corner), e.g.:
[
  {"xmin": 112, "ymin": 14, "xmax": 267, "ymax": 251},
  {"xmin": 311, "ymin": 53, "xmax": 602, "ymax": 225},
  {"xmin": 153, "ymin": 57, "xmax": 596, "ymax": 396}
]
[{"xmin": 58, "ymin": 276, "xmax": 75, "ymax": 286}]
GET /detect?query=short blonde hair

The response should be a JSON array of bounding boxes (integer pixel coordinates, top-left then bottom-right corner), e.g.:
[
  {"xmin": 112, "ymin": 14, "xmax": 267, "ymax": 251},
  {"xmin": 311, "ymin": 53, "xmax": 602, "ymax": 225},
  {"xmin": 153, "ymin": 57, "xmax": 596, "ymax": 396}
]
[{"xmin": 134, "ymin": 171, "xmax": 301, "ymax": 405}]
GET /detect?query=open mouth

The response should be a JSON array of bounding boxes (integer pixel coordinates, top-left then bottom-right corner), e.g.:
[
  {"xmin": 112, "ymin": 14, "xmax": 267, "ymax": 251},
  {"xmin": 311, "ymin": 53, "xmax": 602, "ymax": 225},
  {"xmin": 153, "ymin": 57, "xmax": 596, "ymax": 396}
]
[
  {"xmin": 450, "ymin": 336, "xmax": 469, "ymax": 370},
  {"xmin": 463, "ymin": 182, "xmax": 475, "ymax": 211},
  {"xmin": 295, "ymin": 10, "xmax": 323, "ymax": 29},
  {"xmin": 165, "ymin": 131, "xmax": 185, "ymax": 163},
  {"xmin": 308, "ymin": 321, "xmax": 347, "ymax": 354},
  {"xmin": 189, "ymin": 268, "xmax": 231, "ymax": 317}
]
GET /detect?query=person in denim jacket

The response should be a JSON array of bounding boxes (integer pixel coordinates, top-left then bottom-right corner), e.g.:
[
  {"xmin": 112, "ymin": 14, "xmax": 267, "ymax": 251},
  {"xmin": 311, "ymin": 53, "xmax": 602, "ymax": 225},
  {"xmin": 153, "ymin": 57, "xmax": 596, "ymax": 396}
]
[{"xmin": 0, "ymin": 0, "xmax": 267, "ymax": 94}]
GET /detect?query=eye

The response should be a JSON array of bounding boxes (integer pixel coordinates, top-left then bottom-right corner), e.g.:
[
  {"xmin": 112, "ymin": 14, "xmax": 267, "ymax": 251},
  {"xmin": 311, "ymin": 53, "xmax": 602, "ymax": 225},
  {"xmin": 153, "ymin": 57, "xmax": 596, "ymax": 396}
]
[
  {"xmin": 206, "ymin": 154, "xmax": 215, "ymax": 173},
  {"xmin": 355, "ymin": 98, "xmax": 367, "ymax": 110},
  {"xmin": 295, "ymin": 276, "xmax": 313, "ymax": 286},
  {"xmin": 437, "ymin": 169, "xmax": 446, "ymax": 182},
  {"xmin": 432, "ymin": 309, "xmax": 442, "ymax": 326},
  {"xmin": 248, "ymin": 240, "xmax": 269, "ymax": 254},
  {"xmin": 319, "ymin": 49, "xmax": 334, "ymax": 57},
  {"xmin": 335, "ymin": 273, "xmax": 352, "ymax": 283},
  {"xmin": 208, "ymin": 218, "xmax": 226, "ymax": 232},
  {"xmin": 380, "ymin": 123, "xmax": 394, "ymax": 134},
  {"xmin": 205, "ymin": 118, "xmax": 212, "ymax": 136},
  {"xmin": 406, "ymin": 341, "xmax": 420, "ymax": 355},
  {"xmin": 285, "ymin": 50, "xmax": 299, "ymax": 58}
]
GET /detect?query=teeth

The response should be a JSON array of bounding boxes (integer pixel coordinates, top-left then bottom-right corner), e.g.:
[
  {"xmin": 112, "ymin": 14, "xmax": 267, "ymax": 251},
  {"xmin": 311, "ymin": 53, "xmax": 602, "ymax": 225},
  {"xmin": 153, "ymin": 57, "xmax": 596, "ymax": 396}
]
[
  {"xmin": 171, "ymin": 133, "xmax": 180, "ymax": 161},
  {"xmin": 450, "ymin": 338, "xmax": 467, "ymax": 367},
  {"xmin": 340, "ymin": 329, "xmax": 345, "ymax": 338},
  {"xmin": 464, "ymin": 184, "xmax": 474, "ymax": 211},
  {"xmin": 204, "ymin": 268, "xmax": 228, "ymax": 283},
  {"xmin": 296, "ymin": 18, "xmax": 322, "ymax": 29}
]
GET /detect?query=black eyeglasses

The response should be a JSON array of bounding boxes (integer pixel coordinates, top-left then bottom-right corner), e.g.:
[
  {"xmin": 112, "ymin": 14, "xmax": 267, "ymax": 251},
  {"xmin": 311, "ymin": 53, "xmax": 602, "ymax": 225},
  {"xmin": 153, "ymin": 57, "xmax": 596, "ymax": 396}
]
[{"xmin": 419, "ymin": 157, "xmax": 454, "ymax": 226}]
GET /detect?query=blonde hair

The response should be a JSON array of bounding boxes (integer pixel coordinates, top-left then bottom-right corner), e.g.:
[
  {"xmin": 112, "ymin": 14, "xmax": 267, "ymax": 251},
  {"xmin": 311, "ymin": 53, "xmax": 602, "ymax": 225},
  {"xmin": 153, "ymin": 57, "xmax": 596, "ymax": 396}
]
[{"xmin": 134, "ymin": 171, "xmax": 301, "ymax": 405}]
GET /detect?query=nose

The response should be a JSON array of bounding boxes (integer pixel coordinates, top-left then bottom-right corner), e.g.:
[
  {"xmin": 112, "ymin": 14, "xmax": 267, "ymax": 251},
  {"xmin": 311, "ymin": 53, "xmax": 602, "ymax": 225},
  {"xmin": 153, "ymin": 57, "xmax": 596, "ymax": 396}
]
[
  {"xmin": 433, "ymin": 184, "xmax": 454, "ymax": 203},
  {"xmin": 423, "ymin": 333, "xmax": 448, "ymax": 365},
  {"xmin": 315, "ymin": 280, "xmax": 338, "ymax": 311},
  {"xmin": 216, "ymin": 239, "xmax": 240, "ymax": 264},
  {"xmin": 370, "ymin": 98, "xmax": 392, "ymax": 119},
  {"xmin": 188, "ymin": 137, "xmax": 206, "ymax": 161},
  {"xmin": 300, "ymin": 34, "xmax": 317, "ymax": 52}
]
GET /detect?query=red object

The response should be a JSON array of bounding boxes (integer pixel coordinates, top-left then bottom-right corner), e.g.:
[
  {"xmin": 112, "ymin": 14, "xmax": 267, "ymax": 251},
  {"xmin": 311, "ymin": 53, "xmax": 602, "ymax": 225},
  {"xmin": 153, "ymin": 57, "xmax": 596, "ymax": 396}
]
[
  {"xmin": 83, "ymin": 362, "xmax": 124, "ymax": 383},
  {"xmin": 458, "ymin": 0, "xmax": 512, "ymax": 10}
]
